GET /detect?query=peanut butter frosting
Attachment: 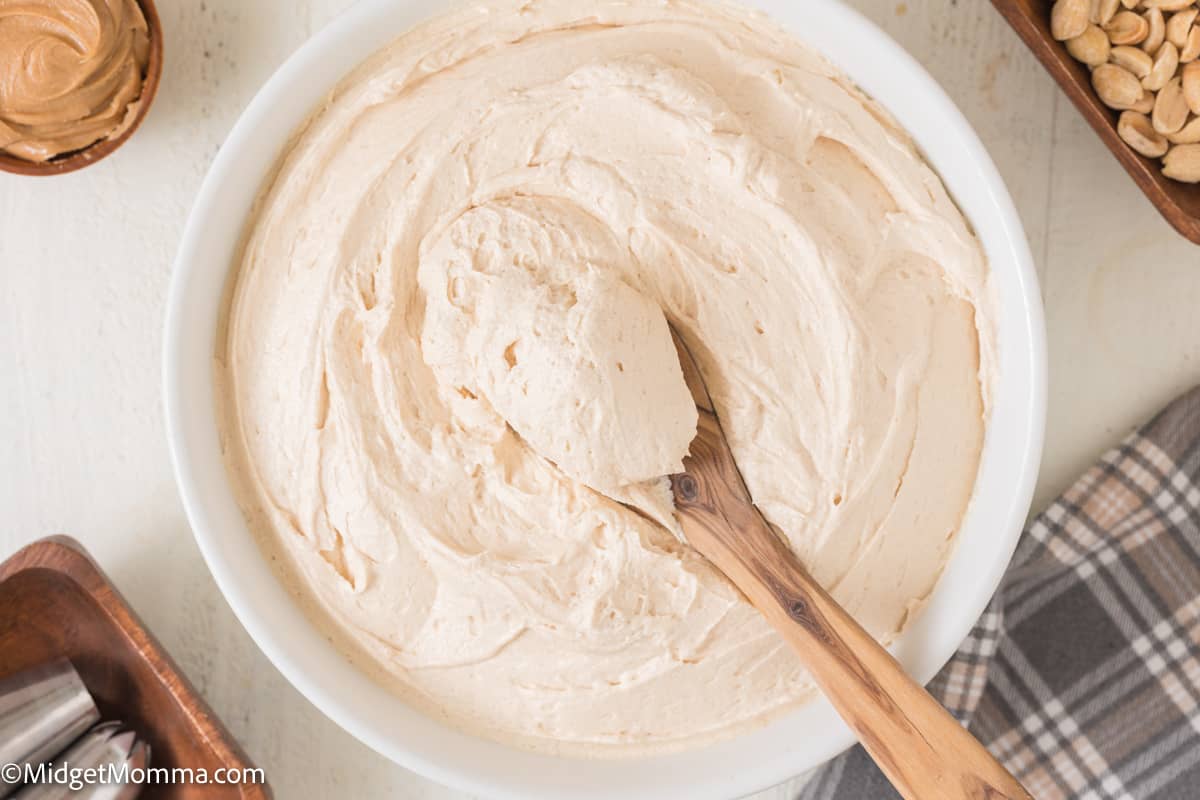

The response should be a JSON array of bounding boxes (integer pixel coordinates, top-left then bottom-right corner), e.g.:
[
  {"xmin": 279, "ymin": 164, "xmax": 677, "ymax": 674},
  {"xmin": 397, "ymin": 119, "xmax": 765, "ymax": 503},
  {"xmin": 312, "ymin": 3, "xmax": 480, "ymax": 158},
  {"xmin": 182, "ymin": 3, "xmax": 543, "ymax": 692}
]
[
  {"xmin": 219, "ymin": 0, "xmax": 995, "ymax": 756},
  {"xmin": 420, "ymin": 203, "xmax": 699, "ymax": 496},
  {"xmin": 0, "ymin": 0, "xmax": 149, "ymax": 162}
]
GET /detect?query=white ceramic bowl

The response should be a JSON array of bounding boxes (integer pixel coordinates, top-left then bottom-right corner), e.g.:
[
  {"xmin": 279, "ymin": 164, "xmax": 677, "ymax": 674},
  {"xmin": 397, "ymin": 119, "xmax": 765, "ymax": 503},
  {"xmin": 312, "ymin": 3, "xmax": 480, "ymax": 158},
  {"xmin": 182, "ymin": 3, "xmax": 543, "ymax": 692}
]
[{"xmin": 164, "ymin": 1, "xmax": 1046, "ymax": 797}]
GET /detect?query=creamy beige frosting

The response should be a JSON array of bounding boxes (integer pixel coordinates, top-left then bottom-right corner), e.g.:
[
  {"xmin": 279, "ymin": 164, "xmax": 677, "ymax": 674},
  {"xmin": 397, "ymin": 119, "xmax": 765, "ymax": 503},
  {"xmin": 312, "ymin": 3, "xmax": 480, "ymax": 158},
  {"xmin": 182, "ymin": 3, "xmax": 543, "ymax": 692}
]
[
  {"xmin": 220, "ymin": 0, "xmax": 994, "ymax": 756},
  {"xmin": 0, "ymin": 0, "xmax": 150, "ymax": 162},
  {"xmin": 419, "ymin": 198, "xmax": 699, "ymax": 494}
]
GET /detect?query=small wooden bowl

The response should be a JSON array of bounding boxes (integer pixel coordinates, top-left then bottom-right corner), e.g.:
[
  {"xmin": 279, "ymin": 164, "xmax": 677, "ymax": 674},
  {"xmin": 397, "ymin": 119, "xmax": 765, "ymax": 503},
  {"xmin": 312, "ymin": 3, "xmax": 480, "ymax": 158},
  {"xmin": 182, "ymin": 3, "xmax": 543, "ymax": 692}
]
[
  {"xmin": 992, "ymin": 0, "xmax": 1200, "ymax": 245},
  {"xmin": 0, "ymin": 537, "xmax": 270, "ymax": 799},
  {"xmin": 0, "ymin": 0, "xmax": 163, "ymax": 177}
]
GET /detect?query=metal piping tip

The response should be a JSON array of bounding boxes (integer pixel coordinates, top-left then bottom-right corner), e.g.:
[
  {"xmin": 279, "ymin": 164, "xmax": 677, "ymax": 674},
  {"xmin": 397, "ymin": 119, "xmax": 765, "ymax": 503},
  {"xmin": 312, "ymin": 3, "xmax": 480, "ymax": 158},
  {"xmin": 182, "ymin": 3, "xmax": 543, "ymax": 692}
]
[
  {"xmin": 0, "ymin": 661, "xmax": 99, "ymax": 798},
  {"xmin": 11, "ymin": 722, "xmax": 151, "ymax": 800}
]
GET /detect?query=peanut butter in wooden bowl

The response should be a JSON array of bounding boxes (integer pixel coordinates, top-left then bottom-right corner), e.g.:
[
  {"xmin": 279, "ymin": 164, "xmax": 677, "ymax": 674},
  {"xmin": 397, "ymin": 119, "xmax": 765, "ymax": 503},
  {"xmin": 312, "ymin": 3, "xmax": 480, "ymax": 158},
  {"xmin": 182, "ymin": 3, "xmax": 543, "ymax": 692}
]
[{"xmin": 0, "ymin": 0, "xmax": 162, "ymax": 176}]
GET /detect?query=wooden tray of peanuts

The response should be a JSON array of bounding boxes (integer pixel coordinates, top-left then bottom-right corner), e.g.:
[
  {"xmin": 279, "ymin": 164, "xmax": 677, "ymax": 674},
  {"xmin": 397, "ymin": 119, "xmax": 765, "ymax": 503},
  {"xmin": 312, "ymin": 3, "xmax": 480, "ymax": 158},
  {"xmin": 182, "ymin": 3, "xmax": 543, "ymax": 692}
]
[{"xmin": 993, "ymin": 0, "xmax": 1200, "ymax": 244}]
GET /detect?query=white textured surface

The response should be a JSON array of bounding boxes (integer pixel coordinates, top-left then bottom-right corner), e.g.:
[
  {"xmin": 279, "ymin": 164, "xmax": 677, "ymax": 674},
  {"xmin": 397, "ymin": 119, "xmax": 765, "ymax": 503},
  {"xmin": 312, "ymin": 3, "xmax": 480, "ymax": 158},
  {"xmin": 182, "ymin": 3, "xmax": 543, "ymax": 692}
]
[{"xmin": 1, "ymin": 1, "xmax": 1198, "ymax": 797}]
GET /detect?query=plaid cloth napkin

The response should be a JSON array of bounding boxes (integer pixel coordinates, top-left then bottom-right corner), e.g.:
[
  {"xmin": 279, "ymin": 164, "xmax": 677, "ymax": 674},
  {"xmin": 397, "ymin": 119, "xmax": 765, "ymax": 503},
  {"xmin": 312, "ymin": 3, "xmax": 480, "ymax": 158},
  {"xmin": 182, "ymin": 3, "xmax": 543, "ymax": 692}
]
[{"xmin": 801, "ymin": 386, "xmax": 1200, "ymax": 800}]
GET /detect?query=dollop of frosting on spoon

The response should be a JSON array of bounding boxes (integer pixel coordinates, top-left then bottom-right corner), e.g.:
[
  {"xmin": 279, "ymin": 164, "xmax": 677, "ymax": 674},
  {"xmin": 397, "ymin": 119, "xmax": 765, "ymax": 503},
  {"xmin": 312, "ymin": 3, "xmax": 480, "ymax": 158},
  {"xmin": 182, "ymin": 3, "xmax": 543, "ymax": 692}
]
[{"xmin": 419, "ymin": 199, "xmax": 698, "ymax": 493}]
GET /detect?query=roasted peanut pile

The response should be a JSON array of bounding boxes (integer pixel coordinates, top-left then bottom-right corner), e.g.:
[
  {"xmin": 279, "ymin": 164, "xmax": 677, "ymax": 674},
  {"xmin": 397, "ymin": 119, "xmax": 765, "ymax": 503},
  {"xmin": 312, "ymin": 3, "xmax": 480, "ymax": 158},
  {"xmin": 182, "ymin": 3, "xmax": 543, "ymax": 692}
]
[{"xmin": 1053, "ymin": 0, "xmax": 1200, "ymax": 182}]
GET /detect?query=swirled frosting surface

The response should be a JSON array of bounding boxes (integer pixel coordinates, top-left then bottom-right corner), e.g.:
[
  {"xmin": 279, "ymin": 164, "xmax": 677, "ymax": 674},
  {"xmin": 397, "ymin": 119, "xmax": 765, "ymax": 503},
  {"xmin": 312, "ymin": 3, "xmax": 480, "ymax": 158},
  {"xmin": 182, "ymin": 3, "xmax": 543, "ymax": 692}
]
[
  {"xmin": 220, "ymin": 0, "xmax": 993, "ymax": 755},
  {"xmin": 0, "ymin": 0, "xmax": 149, "ymax": 162}
]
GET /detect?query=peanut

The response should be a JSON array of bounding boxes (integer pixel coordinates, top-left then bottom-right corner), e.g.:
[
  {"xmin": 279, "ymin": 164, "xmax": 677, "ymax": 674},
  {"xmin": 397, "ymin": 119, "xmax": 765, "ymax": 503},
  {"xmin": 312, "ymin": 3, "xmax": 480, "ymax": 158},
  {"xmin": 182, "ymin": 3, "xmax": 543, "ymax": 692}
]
[
  {"xmin": 1069, "ymin": 25, "xmax": 1115, "ymax": 64},
  {"xmin": 1114, "ymin": 43, "xmax": 1155, "ymax": 74},
  {"xmin": 1144, "ymin": 41, "xmax": 1180, "ymax": 89},
  {"xmin": 1106, "ymin": 9, "xmax": 1151, "ymax": 43},
  {"xmin": 1166, "ymin": 8, "xmax": 1198, "ymax": 45},
  {"xmin": 1143, "ymin": 7, "xmax": 1167, "ymax": 51},
  {"xmin": 1118, "ymin": 110, "xmax": 1171, "ymax": 154},
  {"xmin": 1167, "ymin": 114, "xmax": 1200, "ymax": 142},
  {"xmin": 1092, "ymin": 0, "xmax": 1121, "ymax": 23},
  {"xmin": 1093, "ymin": 63, "xmax": 1148, "ymax": 109},
  {"xmin": 1183, "ymin": 60, "xmax": 1200, "ymax": 111},
  {"xmin": 1053, "ymin": 0, "xmax": 1092, "ymax": 39},
  {"xmin": 1163, "ymin": 142, "xmax": 1200, "ymax": 179},
  {"xmin": 1154, "ymin": 75, "xmax": 1190, "ymax": 132},
  {"xmin": 1182, "ymin": 25, "xmax": 1200, "ymax": 60}
]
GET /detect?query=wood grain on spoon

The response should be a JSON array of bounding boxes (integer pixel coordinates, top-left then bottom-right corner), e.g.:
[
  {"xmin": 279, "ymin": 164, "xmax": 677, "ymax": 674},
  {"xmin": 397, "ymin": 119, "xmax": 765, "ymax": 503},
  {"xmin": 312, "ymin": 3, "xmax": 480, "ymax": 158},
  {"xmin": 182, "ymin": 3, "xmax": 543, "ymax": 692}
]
[{"xmin": 667, "ymin": 329, "xmax": 1031, "ymax": 800}]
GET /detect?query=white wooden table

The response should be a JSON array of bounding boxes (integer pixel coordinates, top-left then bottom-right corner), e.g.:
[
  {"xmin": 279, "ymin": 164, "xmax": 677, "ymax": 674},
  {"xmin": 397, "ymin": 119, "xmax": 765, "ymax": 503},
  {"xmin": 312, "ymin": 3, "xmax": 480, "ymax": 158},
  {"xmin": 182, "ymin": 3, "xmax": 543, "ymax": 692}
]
[{"xmin": 3, "ymin": 1, "xmax": 1199, "ymax": 797}]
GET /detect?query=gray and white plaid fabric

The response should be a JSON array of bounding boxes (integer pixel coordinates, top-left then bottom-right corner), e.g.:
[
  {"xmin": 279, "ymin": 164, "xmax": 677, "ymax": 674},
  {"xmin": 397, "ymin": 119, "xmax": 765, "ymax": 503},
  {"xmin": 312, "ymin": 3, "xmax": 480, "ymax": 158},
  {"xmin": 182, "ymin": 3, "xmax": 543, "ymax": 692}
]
[{"xmin": 802, "ymin": 386, "xmax": 1200, "ymax": 800}]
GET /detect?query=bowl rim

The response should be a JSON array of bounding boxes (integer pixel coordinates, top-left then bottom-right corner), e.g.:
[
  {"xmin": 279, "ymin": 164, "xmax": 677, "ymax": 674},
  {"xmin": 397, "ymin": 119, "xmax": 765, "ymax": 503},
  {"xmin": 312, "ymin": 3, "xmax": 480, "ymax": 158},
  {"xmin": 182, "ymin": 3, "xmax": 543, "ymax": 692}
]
[
  {"xmin": 164, "ymin": 1, "xmax": 1047, "ymax": 797},
  {"xmin": 0, "ymin": 0, "xmax": 164, "ymax": 177}
]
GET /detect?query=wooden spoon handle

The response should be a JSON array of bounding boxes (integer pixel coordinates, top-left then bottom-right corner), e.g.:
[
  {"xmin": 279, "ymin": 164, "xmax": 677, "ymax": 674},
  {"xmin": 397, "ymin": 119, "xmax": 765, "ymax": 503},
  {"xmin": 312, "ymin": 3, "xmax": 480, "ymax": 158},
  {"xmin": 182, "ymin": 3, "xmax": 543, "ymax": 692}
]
[{"xmin": 671, "ymin": 418, "xmax": 1032, "ymax": 800}]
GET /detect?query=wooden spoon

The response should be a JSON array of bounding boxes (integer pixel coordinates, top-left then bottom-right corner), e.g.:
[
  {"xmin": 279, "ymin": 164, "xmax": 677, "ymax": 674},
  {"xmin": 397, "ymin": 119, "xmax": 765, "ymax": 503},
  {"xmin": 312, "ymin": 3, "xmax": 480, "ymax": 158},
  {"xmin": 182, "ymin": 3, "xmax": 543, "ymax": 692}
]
[{"xmin": 667, "ymin": 330, "xmax": 1032, "ymax": 800}]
